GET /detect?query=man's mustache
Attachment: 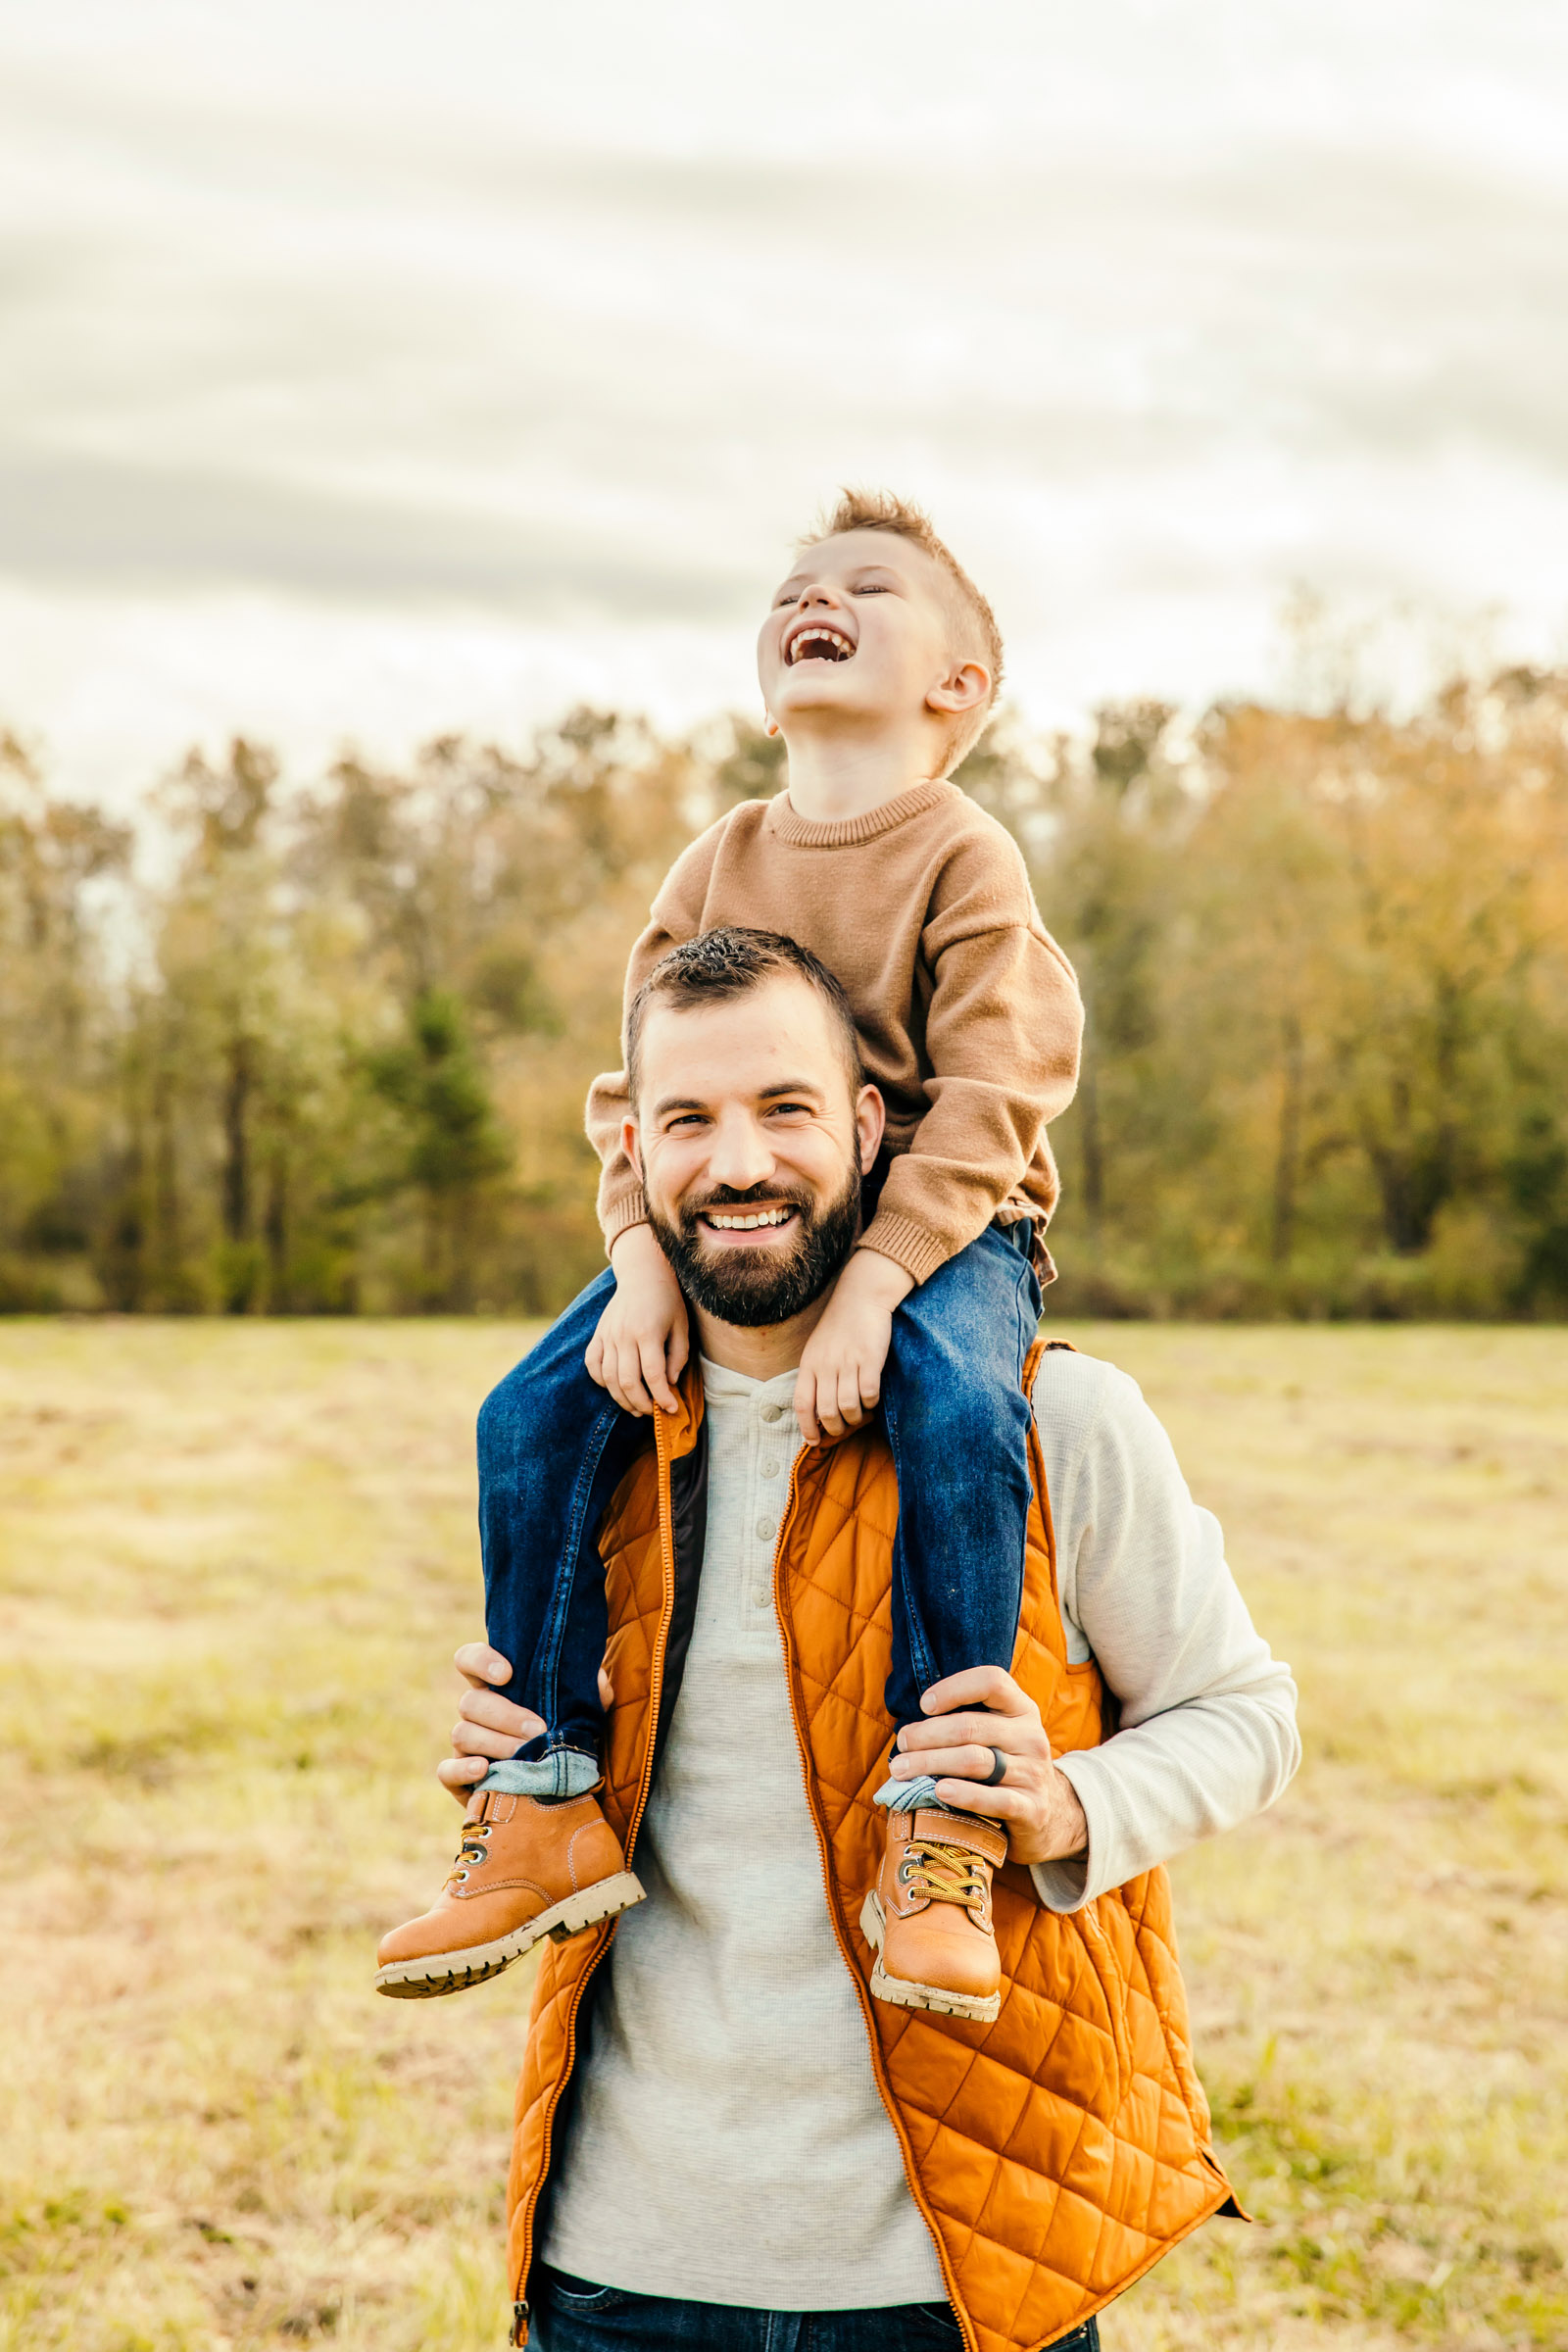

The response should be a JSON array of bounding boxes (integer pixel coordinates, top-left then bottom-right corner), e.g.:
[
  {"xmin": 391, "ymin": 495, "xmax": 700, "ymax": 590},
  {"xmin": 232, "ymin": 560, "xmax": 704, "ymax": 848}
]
[{"xmin": 679, "ymin": 1181, "xmax": 815, "ymax": 1222}]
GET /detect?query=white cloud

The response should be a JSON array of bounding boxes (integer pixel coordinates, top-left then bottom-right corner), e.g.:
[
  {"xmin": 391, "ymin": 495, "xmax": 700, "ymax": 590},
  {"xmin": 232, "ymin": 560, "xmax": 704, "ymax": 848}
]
[{"xmin": 2, "ymin": 0, "xmax": 1566, "ymax": 801}]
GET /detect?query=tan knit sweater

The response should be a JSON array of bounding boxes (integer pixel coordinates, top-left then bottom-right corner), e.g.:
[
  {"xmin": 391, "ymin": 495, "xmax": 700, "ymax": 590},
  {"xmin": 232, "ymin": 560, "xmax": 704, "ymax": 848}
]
[{"xmin": 585, "ymin": 780, "xmax": 1083, "ymax": 1287}]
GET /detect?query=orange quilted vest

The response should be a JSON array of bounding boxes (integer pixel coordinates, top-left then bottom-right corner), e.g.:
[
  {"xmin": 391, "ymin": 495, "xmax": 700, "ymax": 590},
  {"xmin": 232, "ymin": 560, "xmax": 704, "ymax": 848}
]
[{"xmin": 507, "ymin": 1342, "xmax": 1237, "ymax": 2352}]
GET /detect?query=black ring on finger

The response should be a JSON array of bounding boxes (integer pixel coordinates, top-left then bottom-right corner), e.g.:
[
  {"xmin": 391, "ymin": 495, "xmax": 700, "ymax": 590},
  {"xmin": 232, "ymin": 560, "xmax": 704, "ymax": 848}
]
[{"xmin": 983, "ymin": 1746, "xmax": 1007, "ymax": 1788}]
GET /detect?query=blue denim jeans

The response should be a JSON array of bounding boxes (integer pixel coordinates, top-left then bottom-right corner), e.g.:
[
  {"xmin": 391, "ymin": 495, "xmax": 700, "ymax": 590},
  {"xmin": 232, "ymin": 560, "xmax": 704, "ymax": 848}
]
[
  {"xmin": 477, "ymin": 1224, "xmax": 1042, "ymax": 1760},
  {"xmin": 879, "ymin": 1221, "xmax": 1041, "ymax": 1730},
  {"xmin": 477, "ymin": 1264, "xmax": 633, "ymax": 1762},
  {"xmin": 532, "ymin": 2269, "xmax": 1102, "ymax": 2350}
]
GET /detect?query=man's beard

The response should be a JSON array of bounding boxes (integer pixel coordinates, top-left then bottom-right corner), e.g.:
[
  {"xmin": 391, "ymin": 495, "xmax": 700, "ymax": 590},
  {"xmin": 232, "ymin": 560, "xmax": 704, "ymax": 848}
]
[{"xmin": 648, "ymin": 1158, "xmax": 862, "ymax": 1329}]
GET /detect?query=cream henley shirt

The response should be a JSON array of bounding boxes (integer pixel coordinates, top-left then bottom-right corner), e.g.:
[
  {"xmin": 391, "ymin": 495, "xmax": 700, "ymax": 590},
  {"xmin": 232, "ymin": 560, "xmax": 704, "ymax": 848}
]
[{"xmin": 541, "ymin": 1346, "xmax": 1299, "ymax": 2311}]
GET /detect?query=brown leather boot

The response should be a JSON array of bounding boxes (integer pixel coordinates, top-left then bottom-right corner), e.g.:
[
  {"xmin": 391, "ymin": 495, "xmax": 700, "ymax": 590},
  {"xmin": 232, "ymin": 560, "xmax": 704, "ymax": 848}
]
[
  {"xmin": 859, "ymin": 1807, "xmax": 1006, "ymax": 2024},
  {"xmin": 374, "ymin": 1786, "xmax": 644, "ymax": 1999}
]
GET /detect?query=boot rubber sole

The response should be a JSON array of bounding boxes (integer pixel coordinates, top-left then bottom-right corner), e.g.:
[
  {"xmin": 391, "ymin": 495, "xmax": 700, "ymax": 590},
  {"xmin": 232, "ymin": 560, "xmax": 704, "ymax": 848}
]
[
  {"xmin": 859, "ymin": 1889, "xmax": 1002, "ymax": 2024},
  {"xmin": 374, "ymin": 1871, "xmax": 646, "ymax": 1999}
]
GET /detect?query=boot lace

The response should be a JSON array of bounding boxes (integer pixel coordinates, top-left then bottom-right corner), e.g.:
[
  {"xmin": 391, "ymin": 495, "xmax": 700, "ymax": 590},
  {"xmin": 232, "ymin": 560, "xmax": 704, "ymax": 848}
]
[
  {"xmin": 900, "ymin": 1838, "xmax": 989, "ymax": 1918},
  {"xmin": 448, "ymin": 1819, "xmax": 492, "ymax": 1886}
]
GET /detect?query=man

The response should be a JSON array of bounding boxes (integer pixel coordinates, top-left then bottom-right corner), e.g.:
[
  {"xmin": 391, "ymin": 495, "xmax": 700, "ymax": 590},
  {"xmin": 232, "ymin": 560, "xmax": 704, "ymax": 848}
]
[{"xmin": 436, "ymin": 929, "xmax": 1299, "ymax": 2352}]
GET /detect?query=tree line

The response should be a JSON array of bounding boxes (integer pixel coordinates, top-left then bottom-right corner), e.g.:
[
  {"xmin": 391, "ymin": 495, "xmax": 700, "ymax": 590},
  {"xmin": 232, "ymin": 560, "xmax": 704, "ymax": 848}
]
[{"xmin": 3, "ymin": 669, "xmax": 1566, "ymax": 1320}]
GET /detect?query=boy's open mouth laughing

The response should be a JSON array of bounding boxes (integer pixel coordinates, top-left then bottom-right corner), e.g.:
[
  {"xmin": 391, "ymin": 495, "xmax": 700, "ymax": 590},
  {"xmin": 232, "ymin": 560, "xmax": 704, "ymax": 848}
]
[{"xmin": 783, "ymin": 618, "xmax": 856, "ymax": 666}]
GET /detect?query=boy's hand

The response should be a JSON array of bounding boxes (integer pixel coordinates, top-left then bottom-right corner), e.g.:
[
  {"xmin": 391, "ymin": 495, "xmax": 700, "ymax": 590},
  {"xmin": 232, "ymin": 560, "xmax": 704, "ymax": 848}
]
[
  {"xmin": 794, "ymin": 1247, "xmax": 914, "ymax": 1444},
  {"xmin": 585, "ymin": 1224, "xmax": 689, "ymax": 1416},
  {"xmin": 438, "ymin": 1642, "xmax": 616, "ymax": 1803}
]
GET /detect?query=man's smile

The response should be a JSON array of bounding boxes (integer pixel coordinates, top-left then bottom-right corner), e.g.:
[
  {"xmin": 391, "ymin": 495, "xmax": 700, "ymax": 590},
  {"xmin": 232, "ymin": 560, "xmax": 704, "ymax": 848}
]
[{"xmin": 697, "ymin": 1203, "xmax": 801, "ymax": 1243}]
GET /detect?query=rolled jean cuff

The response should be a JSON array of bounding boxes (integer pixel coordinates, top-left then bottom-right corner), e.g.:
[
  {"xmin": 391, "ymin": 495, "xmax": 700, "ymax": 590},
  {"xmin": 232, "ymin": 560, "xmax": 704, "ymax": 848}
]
[
  {"xmin": 480, "ymin": 1748, "xmax": 600, "ymax": 1799},
  {"xmin": 875, "ymin": 1772, "xmax": 942, "ymax": 1813}
]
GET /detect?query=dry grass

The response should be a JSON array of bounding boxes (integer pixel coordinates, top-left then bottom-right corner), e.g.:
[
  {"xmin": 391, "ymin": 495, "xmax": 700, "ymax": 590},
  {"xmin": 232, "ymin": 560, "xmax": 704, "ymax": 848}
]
[{"xmin": 1, "ymin": 1321, "xmax": 1564, "ymax": 2352}]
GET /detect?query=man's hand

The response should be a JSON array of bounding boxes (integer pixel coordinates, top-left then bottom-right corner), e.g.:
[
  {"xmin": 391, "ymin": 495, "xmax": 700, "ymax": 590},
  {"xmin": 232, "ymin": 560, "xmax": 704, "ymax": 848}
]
[
  {"xmin": 585, "ymin": 1224, "xmax": 689, "ymax": 1416},
  {"xmin": 885, "ymin": 1664, "xmax": 1090, "ymax": 1868},
  {"xmin": 794, "ymin": 1247, "xmax": 914, "ymax": 1444},
  {"xmin": 436, "ymin": 1642, "xmax": 616, "ymax": 1804}
]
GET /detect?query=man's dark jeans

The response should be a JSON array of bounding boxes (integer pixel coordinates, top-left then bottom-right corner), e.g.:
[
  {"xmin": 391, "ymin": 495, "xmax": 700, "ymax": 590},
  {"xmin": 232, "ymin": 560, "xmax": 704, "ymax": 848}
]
[
  {"xmin": 477, "ymin": 1222, "xmax": 1043, "ymax": 1761},
  {"xmin": 532, "ymin": 2269, "xmax": 1102, "ymax": 2349}
]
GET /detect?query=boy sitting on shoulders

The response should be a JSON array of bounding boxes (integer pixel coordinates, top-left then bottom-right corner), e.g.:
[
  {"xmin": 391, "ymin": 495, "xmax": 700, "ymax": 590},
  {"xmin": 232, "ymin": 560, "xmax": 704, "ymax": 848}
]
[{"xmin": 377, "ymin": 489, "xmax": 1083, "ymax": 2023}]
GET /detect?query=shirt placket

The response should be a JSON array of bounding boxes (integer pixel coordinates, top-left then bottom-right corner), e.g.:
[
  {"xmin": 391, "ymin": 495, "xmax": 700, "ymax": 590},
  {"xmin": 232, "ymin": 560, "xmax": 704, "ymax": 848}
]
[{"xmin": 748, "ymin": 1394, "xmax": 792, "ymax": 1620}]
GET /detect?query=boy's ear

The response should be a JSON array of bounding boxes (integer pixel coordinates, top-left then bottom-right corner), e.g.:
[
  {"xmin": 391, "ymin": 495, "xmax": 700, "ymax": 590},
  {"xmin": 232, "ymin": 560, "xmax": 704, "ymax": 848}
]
[
  {"xmin": 622, "ymin": 1115, "xmax": 643, "ymax": 1182},
  {"xmin": 763, "ymin": 710, "xmax": 781, "ymax": 739},
  {"xmin": 926, "ymin": 660, "xmax": 991, "ymax": 717}
]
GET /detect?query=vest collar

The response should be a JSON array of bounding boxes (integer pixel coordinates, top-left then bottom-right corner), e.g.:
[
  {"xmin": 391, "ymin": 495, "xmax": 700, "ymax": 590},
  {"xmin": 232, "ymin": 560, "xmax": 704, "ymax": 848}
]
[{"xmin": 655, "ymin": 1356, "xmax": 707, "ymax": 1478}]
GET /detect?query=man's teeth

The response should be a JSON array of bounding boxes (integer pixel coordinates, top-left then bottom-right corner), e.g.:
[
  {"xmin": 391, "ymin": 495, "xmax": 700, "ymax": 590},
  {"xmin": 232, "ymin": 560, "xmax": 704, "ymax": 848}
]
[
  {"xmin": 788, "ymin": 627, "xmax": 852, "ymax": 664},
  {"xmin": 706, "ymin": 1208, "xmax": 794, "ymax": 1230}
]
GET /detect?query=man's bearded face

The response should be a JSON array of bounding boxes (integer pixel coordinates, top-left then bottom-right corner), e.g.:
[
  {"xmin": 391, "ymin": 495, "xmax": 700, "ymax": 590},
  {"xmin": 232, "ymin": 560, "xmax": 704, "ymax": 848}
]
[{"xmin": 648, "ymin": 1153, "xmax": 862, "ymax": 1328}]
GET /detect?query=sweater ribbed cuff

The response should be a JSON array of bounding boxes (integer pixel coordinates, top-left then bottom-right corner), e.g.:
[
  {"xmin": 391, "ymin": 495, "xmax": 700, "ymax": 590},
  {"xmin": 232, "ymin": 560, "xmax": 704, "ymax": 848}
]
[
  {"xmin": 601, "ymin": 1189, "xmax": 651, "ymax": 1260},
  {"xmin": 856, "ymin": 1212, "xmax": 950, "ymax": 1289},
  {"xmin": 1028, "ymin": 1749, "xmax": 1102, "ymax": 1911},
  {"xmin": 1028, "ymin": 1852, "xmax": 1091, "ymax": 1914}
]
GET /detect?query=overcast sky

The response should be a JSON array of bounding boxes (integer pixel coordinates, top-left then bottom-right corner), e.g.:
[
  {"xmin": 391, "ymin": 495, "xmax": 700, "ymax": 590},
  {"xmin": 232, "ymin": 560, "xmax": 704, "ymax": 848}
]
[{"xmin": 4, "ymin": 0, "xmax": 1568, "ymax": 808}]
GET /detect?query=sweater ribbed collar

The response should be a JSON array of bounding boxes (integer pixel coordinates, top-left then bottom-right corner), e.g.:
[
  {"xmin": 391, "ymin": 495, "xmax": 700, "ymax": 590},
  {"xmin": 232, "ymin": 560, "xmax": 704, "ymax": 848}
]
[{"xmin": 765, "ymin": 778, "xmax": 956, "ymax": 849}]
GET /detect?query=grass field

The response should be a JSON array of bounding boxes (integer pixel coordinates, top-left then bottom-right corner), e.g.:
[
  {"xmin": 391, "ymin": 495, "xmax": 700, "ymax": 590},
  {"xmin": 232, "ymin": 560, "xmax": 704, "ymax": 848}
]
[{"xmin": 1, "ymin": 1321, "xmax": 1565, "ymax": 2352}]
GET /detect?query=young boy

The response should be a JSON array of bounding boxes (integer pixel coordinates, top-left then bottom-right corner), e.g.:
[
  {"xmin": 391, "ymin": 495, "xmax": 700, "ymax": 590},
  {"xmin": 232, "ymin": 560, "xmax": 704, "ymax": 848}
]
[{"xmin": 375, "ymin": 490, "xmax": 1083, "ymax": 2019}]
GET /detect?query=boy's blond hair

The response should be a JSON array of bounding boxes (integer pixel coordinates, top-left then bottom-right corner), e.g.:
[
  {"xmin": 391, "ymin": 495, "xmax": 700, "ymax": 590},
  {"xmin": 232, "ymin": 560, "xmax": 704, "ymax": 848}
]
[{"xmin": 801, "ymin": 488, "xmax": 1004, "ymax": 774}]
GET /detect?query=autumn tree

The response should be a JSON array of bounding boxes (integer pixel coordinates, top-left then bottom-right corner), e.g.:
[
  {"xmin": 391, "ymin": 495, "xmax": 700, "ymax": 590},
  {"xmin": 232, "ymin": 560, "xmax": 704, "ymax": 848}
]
[
  {"xmin": 1, "ymin": 685, "xmax": 1563, "ymax": 1320},
  {"xmin": 0, "ymin": 734, "xmax": 129, "ymax": 1306}
]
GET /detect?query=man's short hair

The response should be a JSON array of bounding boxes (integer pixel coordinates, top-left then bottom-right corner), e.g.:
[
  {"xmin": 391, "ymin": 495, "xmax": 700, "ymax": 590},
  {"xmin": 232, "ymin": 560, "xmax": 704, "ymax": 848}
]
[
  {"xmin": 802, "ymin": 488, "xmax": 1004, "ymax": 774},
  {"xmin": 625, "ymin": 927, "xmax": 864, "ymax": 1109}
]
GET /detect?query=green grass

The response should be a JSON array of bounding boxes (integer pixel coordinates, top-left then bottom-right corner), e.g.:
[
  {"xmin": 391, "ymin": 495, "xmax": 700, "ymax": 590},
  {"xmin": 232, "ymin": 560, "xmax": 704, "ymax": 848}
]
[{"xmin": 1, "ymin": 1321, "xmax": 1564, "ymax": 2350}]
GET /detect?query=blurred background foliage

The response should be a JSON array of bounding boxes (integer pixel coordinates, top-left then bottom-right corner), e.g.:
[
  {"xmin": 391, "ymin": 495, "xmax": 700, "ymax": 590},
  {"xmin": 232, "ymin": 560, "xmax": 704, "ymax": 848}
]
[{"xmin": 3, "ymin": 668, "xmax": 1567, "ymax": 1320}]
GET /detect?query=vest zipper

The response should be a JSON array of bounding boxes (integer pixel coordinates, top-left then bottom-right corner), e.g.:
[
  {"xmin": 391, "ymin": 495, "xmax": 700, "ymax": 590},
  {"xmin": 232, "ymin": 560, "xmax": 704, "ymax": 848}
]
[
  {"xmin": 509, "ymin": 1408, "xmax": 683, "ymax": 2346},
  {"xmin": 769, "ymin": 1448, "xmax": 979, "ymax": 2352}
]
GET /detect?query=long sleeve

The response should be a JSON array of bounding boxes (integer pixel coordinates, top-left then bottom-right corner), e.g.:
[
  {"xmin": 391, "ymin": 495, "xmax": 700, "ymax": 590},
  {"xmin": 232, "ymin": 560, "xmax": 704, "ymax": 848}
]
[
  {"xmin": 1026, "ymin": 1353, "xmax": 1301, "ymax": 1912},
  {"xmin": 584, "ymin": 825, "xmax": 725, "ymax": 1250},
  {"xmin": 858, "ymin": 836, "xmax": 1082, "ymax": 1286}
]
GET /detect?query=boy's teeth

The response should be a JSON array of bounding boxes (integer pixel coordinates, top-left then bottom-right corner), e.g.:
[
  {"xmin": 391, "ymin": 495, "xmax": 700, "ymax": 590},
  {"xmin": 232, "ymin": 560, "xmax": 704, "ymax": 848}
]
[
  {"xmin": 789, "ymin": 626, "xmax": 851, "ymax": 663},
  {"xmin": 708, "ymin": 1208, "xmax": 792, "ymax": 1229}
]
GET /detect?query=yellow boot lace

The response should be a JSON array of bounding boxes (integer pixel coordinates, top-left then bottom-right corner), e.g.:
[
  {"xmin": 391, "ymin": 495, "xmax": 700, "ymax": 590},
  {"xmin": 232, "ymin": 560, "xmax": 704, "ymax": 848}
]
[
  {"xmin": 447, "ymin": 1818, "xmax": 492, "ymax": 1887},
  {"xmin": 901, "ymin": 1838, "xmax": 990, "ymax": 1919}
]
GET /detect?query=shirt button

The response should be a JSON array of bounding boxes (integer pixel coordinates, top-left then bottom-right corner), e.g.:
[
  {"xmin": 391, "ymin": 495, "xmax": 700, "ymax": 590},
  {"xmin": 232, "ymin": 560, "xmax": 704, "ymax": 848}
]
[
  {"xmin": 757, "ymin": 1516, "xmax": 775, "ymax": 1542},
  {"xmin": 752, "ymin": 1587, "xmax": 770, "ymax": 1608},
  {"xmin": 760, "ymin": 1405, "xmax": 784, "ymax": 1423},
  {"xmin": 760, "ymin": 1459, "xmax": 780, "ymax": 1480}
]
